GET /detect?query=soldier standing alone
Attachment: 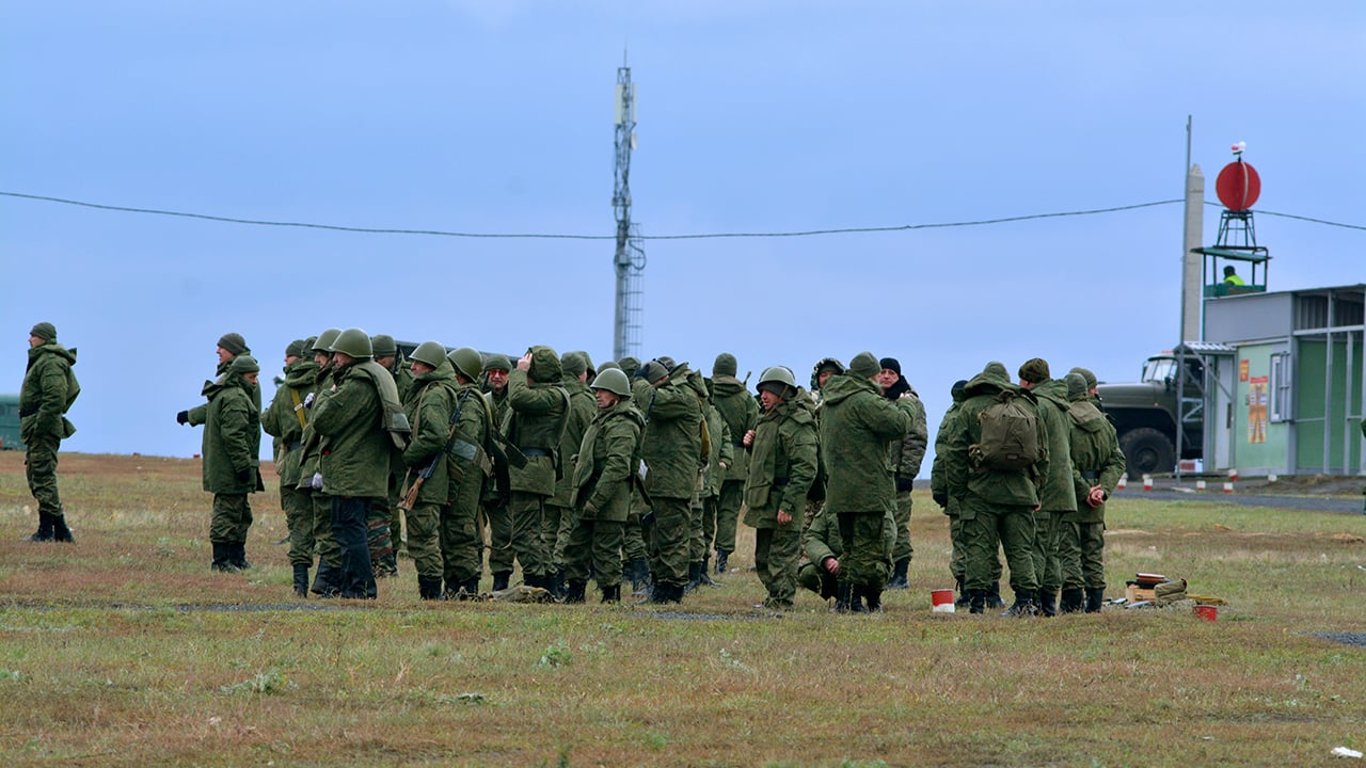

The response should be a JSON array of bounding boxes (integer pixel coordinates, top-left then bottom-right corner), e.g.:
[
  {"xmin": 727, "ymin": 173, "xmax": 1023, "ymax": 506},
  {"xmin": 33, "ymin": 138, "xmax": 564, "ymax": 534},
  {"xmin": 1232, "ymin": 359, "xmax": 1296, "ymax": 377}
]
[{"xmin": 19, "ymin": 322, "xmax": 79, "ymax": 543}]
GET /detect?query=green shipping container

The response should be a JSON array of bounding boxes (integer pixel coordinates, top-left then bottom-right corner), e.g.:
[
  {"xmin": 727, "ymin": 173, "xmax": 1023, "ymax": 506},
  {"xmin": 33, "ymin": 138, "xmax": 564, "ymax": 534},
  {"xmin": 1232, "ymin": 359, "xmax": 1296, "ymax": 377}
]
[{"xmin": 0, "ymin": 394, "xmax": 23, "ymax": 451}]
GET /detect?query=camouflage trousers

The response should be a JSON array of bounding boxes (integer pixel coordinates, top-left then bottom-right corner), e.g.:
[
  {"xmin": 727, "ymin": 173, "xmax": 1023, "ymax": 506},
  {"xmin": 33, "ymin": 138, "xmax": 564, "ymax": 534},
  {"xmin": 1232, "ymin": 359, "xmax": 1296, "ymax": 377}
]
[
  {"xmin": 948, "ymin": 509, "xmax": 1001, "ymax": 584},
  {"xmin": 563, "ymin": 518, "xmax": 625, "ymax": 589},
  {"xmin": 406, "ymin": 501, "xmax": 443, "ymax": 580},
  {"xmin": 483, "ymin": 501, "xmax": 514, "ymax": 576},
  {"xmin": 647, "ymin": 496, "xmax": 692, "ymax": 589},
  {"xmin": 1058, "ymin": 520, "xmax": 1106, "ymax": 590},
  {"xmin": 367, "ymin": 499, "xmax": 397, "ymax": 577},
  {"xmin": 312, "ymin": 491, "xmax": 340, "ymax": 569},
  {"xmin": 754, "ymin": 524, "xmax": 801, "ymax": 608},
  {"xmin": 542, "ymin": 503, "xmax": 577, "ymax": 572},
  {"xmin": 622, "ymin": 488, "xmax": 650, "ymax": 564},
  {"xmin": 281, "ymin": 484, "xmax": 315, "ymax": 567},
  {"xmin": 961, "ymin": 496, "xmax": 1037, "ymax": 595},
  {"xmin": 797, "ymin": 560, "xmax": 838, "ymax": 600},
  {"xmin": 891, "ymin": 490, "xmax": 914, "ymax": 563},
  {"xmin": 441, "ymin": 497, "xmax": 482, "ymax": 587},
  {"xmin": 209, "ymin": 492, "xmax": 252, "ymax": 544},
  {"xmin": 508, "ymin": 492, "xmax": 551, "ymax": 579},
  {"xmin": 835, "ymin": 511, "xmax": 890, "ymax": 591},
  {"xmin": 713, "ymin": 481, "xmax": 744, "ymax": 555},
  {"xmin": 24, "ymin": 433, "xmax": 63, "ymax": 516},
  {"xmin": 1032, "ymin": 510, "xmax": 1065, "ymax": 594}
]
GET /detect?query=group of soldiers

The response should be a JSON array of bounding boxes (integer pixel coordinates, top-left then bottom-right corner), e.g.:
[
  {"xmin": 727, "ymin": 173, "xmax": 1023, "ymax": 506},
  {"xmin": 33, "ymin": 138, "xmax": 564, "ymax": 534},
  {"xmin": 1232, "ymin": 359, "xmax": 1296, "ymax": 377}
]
[{"xmin": 20, "ymin": 320, "xmax": 1129, "ymax": 616}]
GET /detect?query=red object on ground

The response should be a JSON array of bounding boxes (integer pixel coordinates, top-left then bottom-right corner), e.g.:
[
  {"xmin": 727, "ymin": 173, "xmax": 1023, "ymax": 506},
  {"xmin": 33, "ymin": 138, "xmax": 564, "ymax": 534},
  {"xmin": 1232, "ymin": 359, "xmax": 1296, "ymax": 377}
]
[{"xmin": 1194, "ymin": 604, "xmax": 1218, "ymax": 621}]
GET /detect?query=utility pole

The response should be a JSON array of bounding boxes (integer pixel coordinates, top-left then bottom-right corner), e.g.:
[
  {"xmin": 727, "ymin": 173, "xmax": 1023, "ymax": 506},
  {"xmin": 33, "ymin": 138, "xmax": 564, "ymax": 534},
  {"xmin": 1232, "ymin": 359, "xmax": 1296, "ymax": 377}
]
[
  {"xmin": 1180, "ymin": 115, "xmax": 1205, "ymax": 343},
  {"xmin": 612, "ymin": 59, "xmax": 646, "ymax": 361}
]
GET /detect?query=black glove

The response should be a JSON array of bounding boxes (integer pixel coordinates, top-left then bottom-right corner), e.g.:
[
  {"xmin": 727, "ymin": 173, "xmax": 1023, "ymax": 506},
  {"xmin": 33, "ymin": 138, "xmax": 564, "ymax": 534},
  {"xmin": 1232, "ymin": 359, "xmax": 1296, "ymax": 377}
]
[
  {"xmin": 895, "ymin": 476, "xmax": 915, "ymax": 493},
  {"xmin": 236, "ymin": 468, "xmax": 252, "ymax": 483},
  {"xmin": 932, "ymin": 491, "xmax": 948, "ymax": 509},
  {"xmin": 176, "ymin": 410, "xmax": 190, "ymax": 425}
]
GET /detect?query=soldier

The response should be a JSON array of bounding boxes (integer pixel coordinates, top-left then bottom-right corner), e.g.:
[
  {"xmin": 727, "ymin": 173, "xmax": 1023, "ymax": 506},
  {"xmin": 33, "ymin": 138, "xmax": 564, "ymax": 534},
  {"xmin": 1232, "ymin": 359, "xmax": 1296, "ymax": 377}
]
[
  {"xmin": 505, "ymin": 346, "xmax": 570, "ymax": 593},
  {"xmin": 481, "ymin": 353, "xmax": 516, "ymax": 590},
  {"xmin": 441, "ymin": 348, "xmax": 497, "ymax": 598},
  {"xmin": 261, "ymin": 339, "xmax": 319, "ymax": 595},
  {"xmin": 615, "ymin": 357, "xmax": 653, "ymax": 595},
  {"xmin": 368, "ymin": 334, "xmax": 409, "ymax": 579},
  {"xmin": 819, "ymin": 352, "xmax": 911, "ymax": 612},
  {"xmin": 544, "ymin": 351, "xmax": 596, "ymax": 596},
  {"xmin": 564, "ymin": 368, "xmax": 646, "ymax": 603},
  {"xmin": 742, "ymin": 366, "xmax": 818, "ymax": 611},
  {"xmin": 1018, "ymin": 357, "xmax": 1077, "ymax": 617},
  {"xmin": 399, "ymin": 341, "xmax": 460, "ymax": 599},
  {"xmin": 797, "ymin": 504, "xmax": 842, "ymax": 607},
  {"xmin": 201, "ymin": 354, "xmax": 263, "ymax": 571},
  {"xmin": 689, "ymin": 389, "xmax": 731, "ymax": 589},
  {"xmin": 639, "ymin": 358, "xmax": 707, "ymax": 603},
  {"xmin": 801, "ymin": 357, "xmax": 843, "ymax": 534},
  {"xmin": 943, "ymin": 361, "xmax": 1049, "ymax": 616},
  {"xmin": 877, "ymin": 357, "xmax": 928, "ymax": 590},
  {"xmin": 710, "ymin": 352, "xmax": 758, "ymax": 574},
  {"xmin": 297, "ymin": 329, "xmax": 343, "ymax": 596},
  {"xmin": 1061, "ymin": 371, "xmax": 1126, "ymax": 613},
  {"xmin": 930, "ymin": 380, "xmax": 1005, "ymax": 608},
  {"xmin": 19, "ymin": 322, "xmax": 79, "ymax": 543},
  {"xmin": 177, "ymin": 332, "xmax": 254, "ymax": 427}
]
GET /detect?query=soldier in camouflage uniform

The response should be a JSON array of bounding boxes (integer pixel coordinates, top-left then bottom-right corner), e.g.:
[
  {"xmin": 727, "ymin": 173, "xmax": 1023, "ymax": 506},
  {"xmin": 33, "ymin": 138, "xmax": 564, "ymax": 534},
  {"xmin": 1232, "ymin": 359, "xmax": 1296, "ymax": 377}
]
[
  {"xmin": 877, "ymin": 357, "xmax": 928, "ymax": 590},
  {"xmin": 1017, "ymin": 358, "xmax": 1077, "ymax": 617},
  {"xmin": 710, "ymin": 352, "xmax": 758, "ymax": 574},
  {"xmin": 298, "ymin": 329, "xmax": 343, "ymax": 596},
  {"xmin": 742, "ymin": 366, "xmax": 818, "ymax": 611},
  {"xmin": 178, "ymin": 332, "xmax": 256, "ymax": 427},
  {"xmin": 368, "ymin": 334, "xmax": 410, "ymax": 578},
  {"xmin": 688, "ymin": 390, "xmax": 731, "ymax": 590},
  {"xmin": 441, "ymin": 348, "xmax": 497, "ymax": 598},
  {"xmin": 618, "ymin": 356, "xmax": 655, "ymax": 595},
  {"xmin": 544, "ymin": 351, "xmax": 596, "ymax": 596},
  {"xmin": 1061, "ymin": 371, "xmax": 1125, "ymax": 613},
  {"xmin": 802, "ymin": 357, "xmax": 844, "ymax": 536},
  {"xmin": 564, "ymin": 368, "xmax": 646, "ymax": 603},
  {"xmin": 639, "ymin": 359, "xmax": 707, "ymax": 603},
  {"xmin": 819, "ymin": 352, "xmax": 911, "ymax": 612},
  {"xmin": 261, "ymin": 339, "xmax": 319, "ymax": 595},
  {"xmin": 399, "ymin": 341, "xmax": 460, "ymax": 599},
  {"xmin": 505, "ymin": 346, "xmax": 570, "ymax": 593},
  {"xmin": 930, "ymin": 379, "xmax": 1004, "ymax": 608},
  {"xmin": 482, "ymin": 354, "xmax": 516, "ymax": 590},
  {"xmin": 200, "ymin": 354, "xmax": 263, "ymax": 572},
  {"xmin": 19, "ymin": 322, "xmax": 79, "ymax": 543}
]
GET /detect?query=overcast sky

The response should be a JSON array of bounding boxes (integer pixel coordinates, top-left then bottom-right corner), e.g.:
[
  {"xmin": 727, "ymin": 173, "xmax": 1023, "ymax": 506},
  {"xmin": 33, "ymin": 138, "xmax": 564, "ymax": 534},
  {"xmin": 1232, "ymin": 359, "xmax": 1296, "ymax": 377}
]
[{"xmin": 3, "ymin": 1, "xmax": 1363, "ymax": 461}]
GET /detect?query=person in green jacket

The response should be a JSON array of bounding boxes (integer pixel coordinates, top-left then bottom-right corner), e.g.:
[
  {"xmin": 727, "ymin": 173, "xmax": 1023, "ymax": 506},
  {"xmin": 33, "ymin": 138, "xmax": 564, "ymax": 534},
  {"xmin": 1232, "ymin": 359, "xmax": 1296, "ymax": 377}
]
[
  {"xmin": 481, "ymin": 353, "xmax": 516, "ymax": 590},
  {"xmin": 371, "ymin": 333, "xmax": 411, "ymax": 578},
  {"xmin": 798, "ymin": 484, "xmax": 897, "ymax": 610},
  {"xmin": 177, "ymin": 332, "xmax": 254, "ymax": 426},
  {"xmin": 819, "ymin": 352, "xmax": 912, "ymax": 612},
  {"xmin": 743, "ymin": 366, "xmax": 819, "ymax": 611},
  {"xmin": 19, "ymin": 322, "xmax": 79, "ymax": 543},
  {"xmin": 1061, "ymin": 372, "xmax": 1126, "ymax": 613},
  {"xmin": 297, "ymin": 329, "xmax": 343, "ymax": 596},
  {"xmin": 544, "ymin": 351, "xmax": 596, "ymax": 597},
  {"xmin": 710, "ymin": 352, "xmax": 758, "ymax": 574},
  {"xmin": 564, "ymin": 368, "xmax": 646, "ymax": 603},
  {"xmin": 1017, "ymin": 357, "xmax": 1077, "ymax": 617},
  {"xmin": 506, "ymin": 346, "xmax": 570, "ymax": 594},
  {"xmin": 399, "ymin": 341, "xmax": 461, "ymax": 600},
  {"xmin": 943, "ymin": 361, "xmax": 1049, "ymax": 616},
  {"xmin": 441, "ymin": 348, "xmax": 497, "ymax": 598},
  {"xmin": 261, "ymin": 339, "xmax": 319, "ymax": 595},
  {"xmin": 877, "ymin": 357, "xmax": 928, "ymax": 590},
  {"xmin": 202, "ymin": 354, "xmax": 263, "ymax": 571},
  {"xmin": 311, "ymin": 328, "xmax": 401, "ymax": 600},
  {"xmin": 640, "ymin": 358, "xmax": 707, "ymax": 603},
  {"xmin": 614, "ymin": 357, "xmax": 654, "ymax": 595},
  {"xmin": 689, "ymin": 394, "xmax": 732, "ymax": 589}
]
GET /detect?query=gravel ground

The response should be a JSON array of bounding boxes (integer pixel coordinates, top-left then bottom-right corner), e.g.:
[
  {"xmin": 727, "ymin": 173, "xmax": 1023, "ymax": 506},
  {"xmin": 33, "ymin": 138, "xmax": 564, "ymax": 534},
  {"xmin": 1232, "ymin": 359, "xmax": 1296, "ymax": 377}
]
[{"xmin": 1312, "ymin": 631, "xmax": 1366, "ymax": 648}]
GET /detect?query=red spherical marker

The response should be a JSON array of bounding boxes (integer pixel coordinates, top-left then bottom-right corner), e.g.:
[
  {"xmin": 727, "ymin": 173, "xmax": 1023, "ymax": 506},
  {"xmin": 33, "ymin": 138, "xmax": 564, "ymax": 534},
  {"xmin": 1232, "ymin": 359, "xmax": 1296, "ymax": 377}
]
[{"xmin": 1216, "ymin": 159, "xmax": 1261, "ymax": 211}]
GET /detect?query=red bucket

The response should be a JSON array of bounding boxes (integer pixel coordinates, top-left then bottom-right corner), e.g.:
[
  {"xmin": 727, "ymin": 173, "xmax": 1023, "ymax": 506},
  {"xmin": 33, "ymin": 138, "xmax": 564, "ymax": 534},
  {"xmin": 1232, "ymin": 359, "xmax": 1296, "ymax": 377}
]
[
  {"xmin": 931, "ymin": 589, "xmax": 956, "ymax": 613},
  {"xmin": 1194, "ymin": 604, "xmax": 1218, "ymax": 622}
]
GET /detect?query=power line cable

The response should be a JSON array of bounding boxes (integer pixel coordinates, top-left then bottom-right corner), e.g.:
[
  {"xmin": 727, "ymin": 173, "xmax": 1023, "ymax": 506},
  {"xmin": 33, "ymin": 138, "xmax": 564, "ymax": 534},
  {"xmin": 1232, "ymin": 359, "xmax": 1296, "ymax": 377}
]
[
  {"xmin": 1200, "ymin": 201, "xmax": 1366, "ymax": 231},
  {"xmin": 2, "ymin": 190, "xmax": 1361, "ymax": 240}
]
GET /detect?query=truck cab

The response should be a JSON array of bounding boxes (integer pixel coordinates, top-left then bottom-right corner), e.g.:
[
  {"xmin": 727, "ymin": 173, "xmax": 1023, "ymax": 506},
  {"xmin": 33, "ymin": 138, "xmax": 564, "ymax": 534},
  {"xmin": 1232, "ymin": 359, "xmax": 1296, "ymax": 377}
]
[{"xmin": 1096, "ymin": 353, "xmax": 1205, "ymax": 479}]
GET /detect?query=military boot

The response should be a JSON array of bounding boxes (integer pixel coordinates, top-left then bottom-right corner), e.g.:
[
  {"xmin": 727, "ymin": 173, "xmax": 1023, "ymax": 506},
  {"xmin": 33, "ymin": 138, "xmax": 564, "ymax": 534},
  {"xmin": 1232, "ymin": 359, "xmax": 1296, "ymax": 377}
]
[
  {"xmin": 628, "ymin": 559, "xmax": 652, "ymax": 597},
  {"xmin": 1059, "ymin": 588, "xmax": 1084, "ymax": 614},
  {"xmin": 564, "ymin": 580, "xmax": 587, "ymax": 604},
  {"xmin": 714, "ymin": 549, "xmax": 729, "ymax": 574},
  {"xmin": 231, "ymin": 543, "xmax": 251, "ymax": 570},
  {"xmin": 886, "ymin": 558, "xmax": 910, "ymax": 590},
  {"xmin": 601, "ymin": 584, "xmax": 621, "ymax": 604},
  {"xmin": 311, "ymin": 561, "xmax": 341, "ymax": 597},
  {"xmin": 968, "ymin": 590, "xmax": 986, "ymax": 615},
  {"xmin": 699, "ymin": 555, "xmax": 717, "ymax": 586},
  {"xmin": 210, "ymin": 543, "xmax": 238, "ymax": 572},
  {"xmin": 1084, "ymin": 587, "xmax": 1106, "ymax": 613},
  {"xmin": 954, "ymin": 578, "xmax": 972, "ymax": 609},
  {"xmin": 491, "ymin": 571, "xmax": 512, "ymax": 592},
  {"xmin": 863, "ymin": 587, "xmax": 883, "ymax": 613},
  {"xmin": 417, "ymin": 576, "xmax": 443, "ymax": 600},
  {"xmin": 835, "ymin": 581, "xmax": 853, "ymax": 613},
  {"xmin": 292, "ymin": 564, "xmax": 310, "ymax": 597},
  {"xmin": 1003, "ymin": 590, "xmax": 1039, "ymax": 618},
  {"xmin": 26, "ymin": 512, "xmax": 55, "ymax": 542},
  {"xmin": 649, "ymin": 582, "xmax": 682, "ymax": 604},
  {"xmin": 986, "ymin": 582, "xmax": 1007, "ymax": 609},
  {"xmin": 1037, "ymin": 590, "xmax": 1057, "ymax": 617},
  {"xmin": 51, "ymin": 514, "xmax": 75, "ymax": 543},
  {"xmin": 684, "ymin": 562, "xmax": 702, "ymax": 593}
]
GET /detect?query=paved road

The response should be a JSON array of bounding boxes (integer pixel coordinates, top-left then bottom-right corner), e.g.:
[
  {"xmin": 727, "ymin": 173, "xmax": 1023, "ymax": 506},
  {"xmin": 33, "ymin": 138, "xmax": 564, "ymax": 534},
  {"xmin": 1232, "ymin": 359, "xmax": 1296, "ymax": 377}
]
[{"xmin": 1113, "ymin": 487, "xmax": 1365, "ymax": 514}]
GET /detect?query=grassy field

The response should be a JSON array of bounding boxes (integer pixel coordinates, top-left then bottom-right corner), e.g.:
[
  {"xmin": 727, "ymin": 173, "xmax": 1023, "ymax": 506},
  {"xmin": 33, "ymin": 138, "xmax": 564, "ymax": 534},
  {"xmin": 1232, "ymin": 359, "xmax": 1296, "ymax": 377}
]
[{"xmin": 1, "ymin": 452, "xmax": 1364, "ymax": 767}]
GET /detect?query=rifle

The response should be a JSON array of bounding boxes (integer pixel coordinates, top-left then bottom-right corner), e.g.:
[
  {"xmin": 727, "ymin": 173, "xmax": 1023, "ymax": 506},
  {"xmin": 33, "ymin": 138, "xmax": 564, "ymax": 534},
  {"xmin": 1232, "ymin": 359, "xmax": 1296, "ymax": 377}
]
[{"xmin": 399, "ymin": 387, "xmax": 467, "ymax": 513}]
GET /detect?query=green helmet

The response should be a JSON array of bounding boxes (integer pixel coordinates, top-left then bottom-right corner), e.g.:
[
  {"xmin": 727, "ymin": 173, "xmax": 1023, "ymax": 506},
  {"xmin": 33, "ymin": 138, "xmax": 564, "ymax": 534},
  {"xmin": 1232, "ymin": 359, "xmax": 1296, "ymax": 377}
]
[
  {"xmin": 448, "ymin": 347, "xmax": 484, "ymax": 381},
  {"xmin": 330, "ymin": 327, "xmax": 373, "ymax": 360},
  {"xmin": 410, "ymin": 340, "xmax": 447, "ymax": 368},
  {"xmin": 590, "ymin": 368, "xmax": 632, "ymax": 398},
  {"xmin": 757, "ymin": 366, "xmax": 797, "ymax": 393},
  {"xmin": 313, "ymin": 328, "xmax": 342, "ymax": 354},
  {"xmin": 370, "ymin": 334, "xmax": 398, "ymax": 358}
]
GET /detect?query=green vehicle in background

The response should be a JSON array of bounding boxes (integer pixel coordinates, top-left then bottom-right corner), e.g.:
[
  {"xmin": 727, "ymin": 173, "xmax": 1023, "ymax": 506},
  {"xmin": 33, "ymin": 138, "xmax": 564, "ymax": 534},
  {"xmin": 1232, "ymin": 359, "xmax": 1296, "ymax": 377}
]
[{"xmin": 0, "ymin": 394, "xmax": 23, "ymax": 451}]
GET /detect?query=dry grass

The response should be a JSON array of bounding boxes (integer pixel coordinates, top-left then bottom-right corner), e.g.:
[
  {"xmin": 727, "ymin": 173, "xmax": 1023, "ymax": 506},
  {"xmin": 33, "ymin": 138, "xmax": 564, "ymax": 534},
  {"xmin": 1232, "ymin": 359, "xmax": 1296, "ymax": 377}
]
[{"xmin": 1, "ymin": 452, "xmax": 1364, "ymax": 767}]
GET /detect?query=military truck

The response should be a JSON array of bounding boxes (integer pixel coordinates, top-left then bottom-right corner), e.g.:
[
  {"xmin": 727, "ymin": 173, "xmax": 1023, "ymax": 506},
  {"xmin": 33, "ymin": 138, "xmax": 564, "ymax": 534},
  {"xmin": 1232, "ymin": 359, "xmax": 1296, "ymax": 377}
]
[
  {"xmin": 0, "ymin": 394, "xmax": 24, "ymax": 450},
  {"xmin": 1096, "ymin": 351, "xmax": 1206, "ymax": 479}
]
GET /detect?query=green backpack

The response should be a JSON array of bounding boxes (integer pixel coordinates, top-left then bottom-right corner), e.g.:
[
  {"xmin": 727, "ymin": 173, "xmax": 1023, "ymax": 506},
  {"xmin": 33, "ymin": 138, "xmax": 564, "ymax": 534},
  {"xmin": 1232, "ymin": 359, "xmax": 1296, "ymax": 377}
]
[{"xmin": 971, "ymin": 389, "xmax": 1041, "ymax": 470}]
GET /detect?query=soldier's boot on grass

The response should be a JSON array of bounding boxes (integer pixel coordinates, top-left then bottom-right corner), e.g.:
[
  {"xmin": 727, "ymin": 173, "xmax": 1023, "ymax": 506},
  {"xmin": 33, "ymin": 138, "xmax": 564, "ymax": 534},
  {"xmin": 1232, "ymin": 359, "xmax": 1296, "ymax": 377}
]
[
  {"xmin": 1036, "ymin": 589, "xmax": 1057, "ymax": 617},
  {"xmin": 564, "ymin": 580, "xmax": 587, "ymax": 604},
  {"xmin": 210, "ymin": 543, "xmax": 238, "ymax": 572},
  {"xmin": 714, "ymin": 549, "xmax": 729, "ymax": 574},
  {"xmin": 1084, "ymin": 587, "xmax": 1106, "ymax": 613},
  {"xmin": 1059, "ymin": 588, "xmax": 1084, "ymax": 614},
  {"xmin": 954, "ymin": 578, "xmax": 972, "ymax": 609},
  {"xmin": 968, "ymin": 589, "xmax": 987, "ymax": 615},
  {"xmin": 600, "ymin": 584, "xmax": 621, "ymax": 604},
  {"xmin": 291, "ymin": 564, "xmax": 309, "ymax": 597},
  {"xmin": 648, "ymin": 582, "xmax": 683, "ymax": 604},
  {"xmin": 417, "ymin": 576, "xmax": 443, "ymax": 600},
  {"xmin": 52, "ymin": 514, "xmax": 75, "ymax": 543},
  {"xmin": 886, "ymin": 558, "xmax": 910, "ymax": 590},
  {"xmin": 311, "ymin": 562, "xmax": 341, "ymax": 597},
  {"xmin": 863, "ymin": 586, "xmax": 883, "ymax": 613},
  {"xmin": 986, "ymin": 582, "xmax": 1007, "ymax": 610},
  {"xmin": 684, "ymin": 562, "xmax": 703, "ymax": 593},
  {"xmin": 699, "ymin": 555, "xmax": 717, "ymax": 586},
  {"xmin": 491, "ymin": 571, "xmax": 511, "ymax": 592},
  {"xmin": 26, "ymin": 512, "xmax": 55, "ymax": 542},
  {"xmin": 1003, "ymin": 590, "xmax": 1039, "ymax": 618},
  {"xmin": 834, "ymin": 581, "xmax": 853, "ymax": 613},
  {"xmin": 230, "ymin": 543, "xmax": 251, "ymax": 570},
  {"xmin": 628, "ymin": 559, "xmax": 652, "ymax": 597}
]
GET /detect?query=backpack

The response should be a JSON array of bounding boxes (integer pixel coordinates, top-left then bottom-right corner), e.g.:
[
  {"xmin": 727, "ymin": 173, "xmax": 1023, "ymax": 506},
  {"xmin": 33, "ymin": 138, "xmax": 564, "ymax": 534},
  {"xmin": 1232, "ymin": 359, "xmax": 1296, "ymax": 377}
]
[{"xmin": 971, "ymin": 389, "xmax": 1041, "ymax": 470}]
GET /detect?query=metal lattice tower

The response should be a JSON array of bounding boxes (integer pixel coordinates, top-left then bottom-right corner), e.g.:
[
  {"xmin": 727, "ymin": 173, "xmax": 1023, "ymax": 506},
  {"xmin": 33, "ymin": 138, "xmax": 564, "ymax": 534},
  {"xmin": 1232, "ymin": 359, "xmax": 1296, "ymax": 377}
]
[{"xmin": 612, "ymin": 62, "xmax": 646, "ymax": 361}]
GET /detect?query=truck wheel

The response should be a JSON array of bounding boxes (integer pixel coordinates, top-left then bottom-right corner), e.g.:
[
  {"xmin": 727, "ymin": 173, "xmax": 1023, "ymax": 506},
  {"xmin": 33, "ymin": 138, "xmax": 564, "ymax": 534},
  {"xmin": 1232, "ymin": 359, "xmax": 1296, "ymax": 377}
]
[{"xmin": 1120, "ymin": 427, "xmax": 1176, "ymax": 480}]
